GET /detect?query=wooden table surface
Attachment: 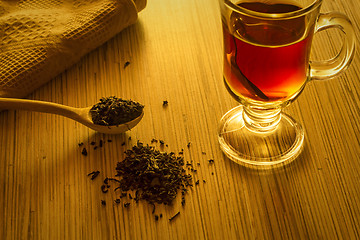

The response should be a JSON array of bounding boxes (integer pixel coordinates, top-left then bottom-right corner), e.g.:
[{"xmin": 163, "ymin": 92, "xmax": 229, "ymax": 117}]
[{"xmin": 1, "ymin": 0, "xmax": 360, "ymax": 239}]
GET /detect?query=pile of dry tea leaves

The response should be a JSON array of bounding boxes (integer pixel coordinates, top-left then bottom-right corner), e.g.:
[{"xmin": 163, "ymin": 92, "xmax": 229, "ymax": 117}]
[
  {"xmin": 115, "ymin": 141, "xmax": 193, "ymax": 205},
  {"xmin": 90, "ymin": 96, "xmax": 144, "ymax": 126},
  {"xmin": 84, "ymin": 138, "xmax": 217, "ymax": 221}
]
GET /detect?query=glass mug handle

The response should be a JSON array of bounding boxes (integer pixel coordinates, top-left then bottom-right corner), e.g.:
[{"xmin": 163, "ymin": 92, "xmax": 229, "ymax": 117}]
[{"xmin": 310, "ymin": 12, "xmax": 356, "ymax": 80}]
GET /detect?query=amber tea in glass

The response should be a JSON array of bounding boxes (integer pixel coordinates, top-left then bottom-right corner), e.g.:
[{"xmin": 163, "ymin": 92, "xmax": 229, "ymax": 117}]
[{"xmin": 218, "ymin": 0, "xmax": 355, "ymax": 168}]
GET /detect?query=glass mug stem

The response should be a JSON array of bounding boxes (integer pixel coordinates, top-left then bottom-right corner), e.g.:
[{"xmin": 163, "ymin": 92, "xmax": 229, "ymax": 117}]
[
  {"xmin": 310, "ymin": 12, "xmax": 356, "ymax": 80},
  {"xmin": 243, "ymin": 105, "xmax": 281, "ymax": 133}
]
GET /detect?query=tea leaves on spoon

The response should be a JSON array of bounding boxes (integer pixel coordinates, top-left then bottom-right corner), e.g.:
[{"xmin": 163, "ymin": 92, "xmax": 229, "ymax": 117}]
[{"xmin": 90, "ymin": 96, "xmax": 144, "ymax": 126}]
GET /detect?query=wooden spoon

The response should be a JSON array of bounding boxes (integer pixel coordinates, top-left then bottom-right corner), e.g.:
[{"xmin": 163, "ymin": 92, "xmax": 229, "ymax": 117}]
[{"xmin": 0, "ymin": 97, "xmax": 144, "ymax": 134}]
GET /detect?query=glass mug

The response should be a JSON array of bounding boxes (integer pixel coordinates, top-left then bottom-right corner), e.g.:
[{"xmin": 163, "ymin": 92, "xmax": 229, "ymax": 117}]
[{"xmin": 218, "ymin": 0, "xmax": 355, "ymax": 168}]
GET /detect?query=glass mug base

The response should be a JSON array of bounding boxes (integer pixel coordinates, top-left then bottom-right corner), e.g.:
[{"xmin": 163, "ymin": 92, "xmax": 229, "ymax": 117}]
[{"xmin": 218, "ymin": 105, "xmax": 304, "ymax": 169}]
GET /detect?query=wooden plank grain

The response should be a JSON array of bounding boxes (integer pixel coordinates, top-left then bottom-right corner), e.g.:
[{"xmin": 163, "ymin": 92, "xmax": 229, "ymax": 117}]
[{"xmin": 1, "ymin": 0, "xmax": 360, "ymax": 239}]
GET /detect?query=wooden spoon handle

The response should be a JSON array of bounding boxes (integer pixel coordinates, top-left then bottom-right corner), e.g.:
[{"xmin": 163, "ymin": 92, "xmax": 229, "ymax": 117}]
[{"xmin": 0, "ymin": 97, "xmax": 78, "ymax": 118}]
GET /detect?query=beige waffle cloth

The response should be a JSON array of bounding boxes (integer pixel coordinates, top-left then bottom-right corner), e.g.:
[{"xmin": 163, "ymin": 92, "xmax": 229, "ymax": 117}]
[{"xmin": 0, "ymin": 0, "xmax": 146, "ymax": 98}]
